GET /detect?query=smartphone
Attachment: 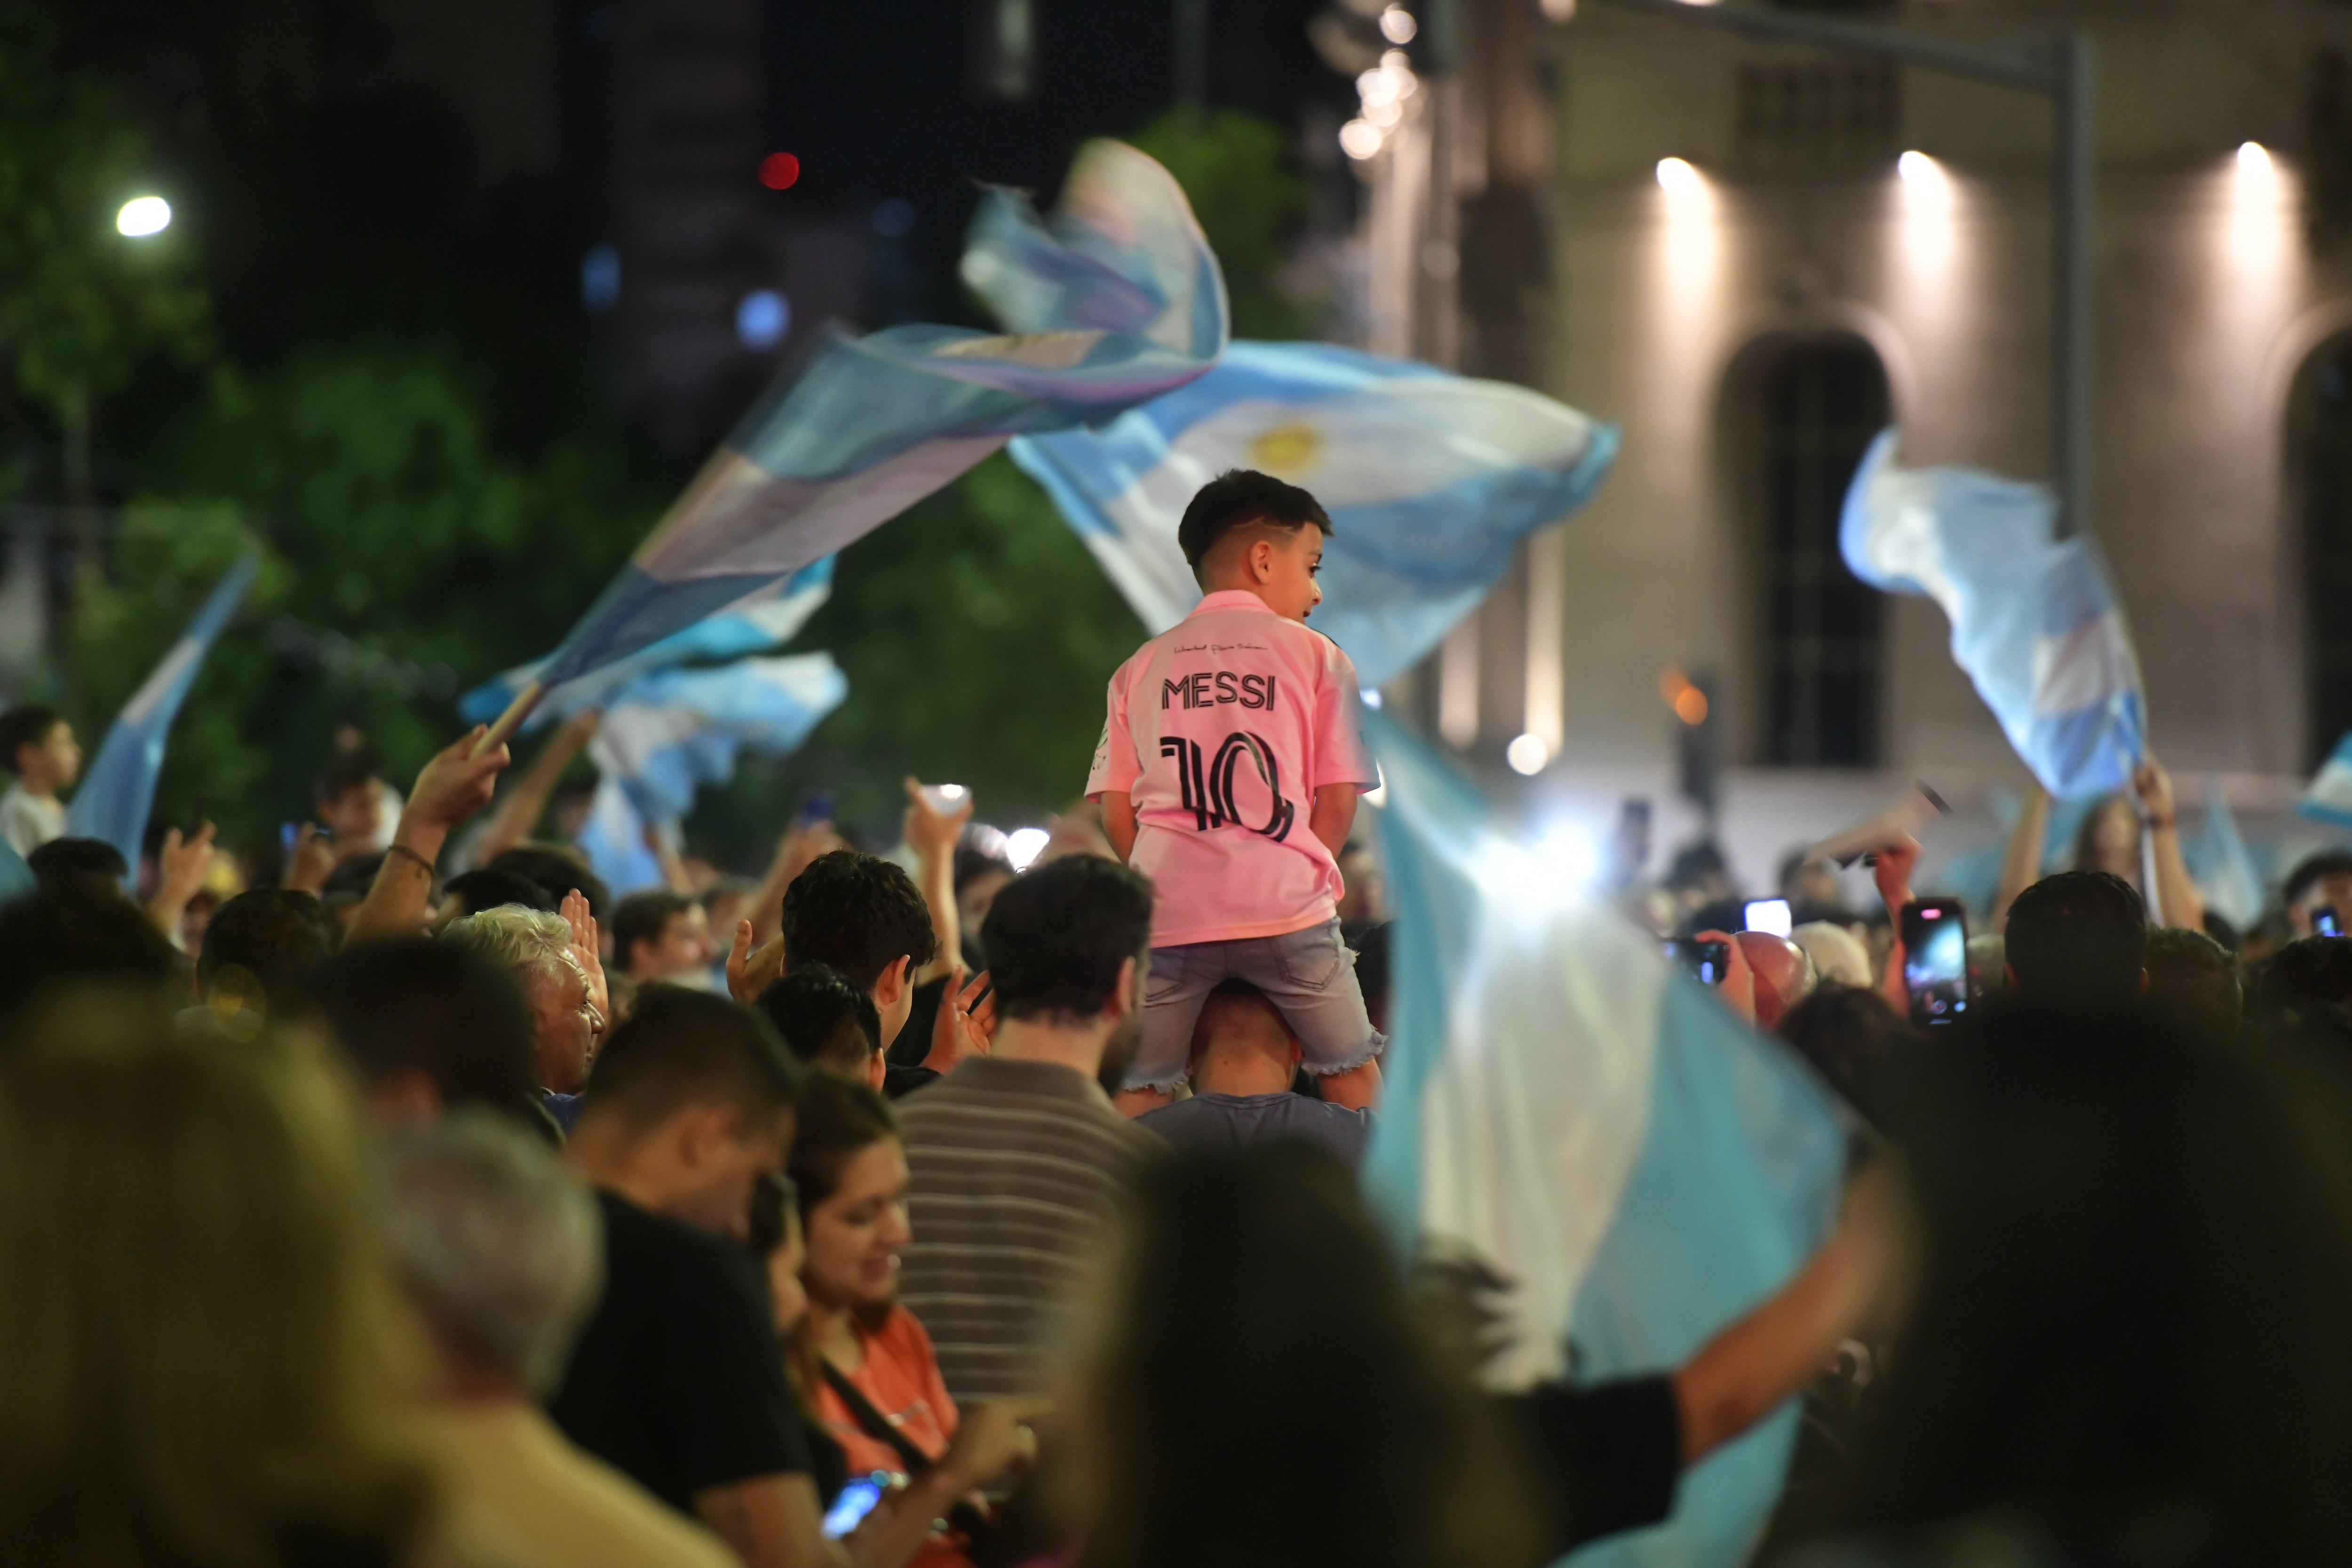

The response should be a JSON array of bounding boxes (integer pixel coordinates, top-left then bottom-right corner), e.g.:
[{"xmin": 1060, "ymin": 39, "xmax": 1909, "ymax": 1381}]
[
  {"xmin": 1743, "ymin": 897, "xmax": 1793, "ymax": 938},
  {"xmin": 919, "ymin": 782, "xmax": 969, "ymax": 815},
  {"xmin": 822, "ymin": 1473, "xmax": 891, "ymax": 1538},
  {"xmin": 1665, "ymin": 937, "xmax": 1731, "ymax": 987},
  {"xmin": 797, "ymin": 790, "xmax": 835, "ymax": 827},
  {"xmin": 2319, "ymin": 906, "xmax": 2345, "ymax": 938},
  {"xmin": 1901, "ymin": 899, "xmax": 1970, "ymax": 1026}
]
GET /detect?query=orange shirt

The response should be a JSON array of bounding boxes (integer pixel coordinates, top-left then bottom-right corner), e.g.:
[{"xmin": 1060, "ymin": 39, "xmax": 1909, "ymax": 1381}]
[{"xmin": 817, "ymin": 1304, "xmax": 960, "ymax": 1480}]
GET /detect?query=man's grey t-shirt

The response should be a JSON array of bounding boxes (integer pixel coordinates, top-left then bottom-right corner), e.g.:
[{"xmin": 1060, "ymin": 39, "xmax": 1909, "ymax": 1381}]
[{"xmin": 1136, "ymin": 1090, "xmax": 1372, "ymax": 1167}]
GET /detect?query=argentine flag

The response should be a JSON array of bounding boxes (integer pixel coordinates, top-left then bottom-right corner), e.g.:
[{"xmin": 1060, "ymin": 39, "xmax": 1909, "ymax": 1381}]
[
  {"xmin": 460, "ymin": 557, "xmax": 834, "ymax": 730},
  {"xmin": 2301, "ymin": 732, "xmax": 2352, "ymax": 829},
  {"xmin": 530, "ymin": 139, "xmax": 1225, "ymax": 695},
  {"xmin": 1841, "ymin": 430, "xmax": 2144, "ymax": 800},
  {"xmin": 1361, "ymin": 710, "xmax": 1845, "ymax": 1568},
  {"xmin": 575, "ymin": 653, "xmax": 848, "ymax": 896},
  {"xmin": 67, "ymin": 555, "xmax": 259, "ymax": 875},
  {"xmin": 2185, "ymin": 777, "xmax": 2265, "ymax": 931},
  {"xmin": 1008, "ymin": 342, "xmax": 1619, "ymax": 688}
]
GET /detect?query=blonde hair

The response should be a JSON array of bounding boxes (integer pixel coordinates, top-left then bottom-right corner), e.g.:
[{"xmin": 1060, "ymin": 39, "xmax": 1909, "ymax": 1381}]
[{"xmin": 0, "ymin": 991, "xmax": 429, "ymax": 1566}]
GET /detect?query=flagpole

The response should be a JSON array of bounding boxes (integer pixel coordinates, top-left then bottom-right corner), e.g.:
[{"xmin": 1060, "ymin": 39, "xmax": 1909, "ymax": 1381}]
[{"xmin": 475, "ymin": 680, "xmax": 544, "ymax": 756}]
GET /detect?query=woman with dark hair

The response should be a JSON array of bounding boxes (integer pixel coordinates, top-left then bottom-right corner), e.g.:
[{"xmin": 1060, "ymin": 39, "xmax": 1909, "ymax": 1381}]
[
  {"xmin": 1057, "ymin": 1141, "xmax": 1546, "ymax": 1568},
  {"xmin": 1797, "ymin": 1006, "xmax": 2352, "ymax": 1566},
  {"xmin": 785, "ymin": 1074, "xmax": 1040, "ymax": 1568}
]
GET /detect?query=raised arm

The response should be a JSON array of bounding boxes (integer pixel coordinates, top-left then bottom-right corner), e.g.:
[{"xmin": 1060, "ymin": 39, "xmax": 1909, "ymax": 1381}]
[
  {"xmin": 344, "ymin": 727, "xmax": 510, "ymax": 945},
  {"xmin": 747, "ymin": 816, "xmax": 850, "ymax": 948},
  {"xmin": 1990, "ymin": 785, "xmax": 2049, "ymax": 932},
  {"xmin": 2135, "ymin": 756, "xmax": 2206, "ymax": 933},
  {"xmin": 903, "ymin": 777, "xmax": 973, "ymax": 981},
  {"xmin": 146, "ymin": 822, "xmax": 217, "ymax": 944},
  {"xmin": 1872, "ymin": 836, "xmax": 1919, "ymax": 1013},
  {"xmin": 470, "ymin": 708, "xmax": 600, "ymax": 868}
]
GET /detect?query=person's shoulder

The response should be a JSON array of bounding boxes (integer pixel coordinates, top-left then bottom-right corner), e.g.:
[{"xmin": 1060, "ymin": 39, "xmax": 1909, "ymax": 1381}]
[
  {"xmin": 871, "ymin": 1302, "xmax": 942, "ymax": 1363},
  {"xmin": 429, "ymin": 1404, "xmax": 738, "ymax": 1568},
  {"xmin": 594, "ymin": 1191, "xmax": 755, "ymax": 1287}
]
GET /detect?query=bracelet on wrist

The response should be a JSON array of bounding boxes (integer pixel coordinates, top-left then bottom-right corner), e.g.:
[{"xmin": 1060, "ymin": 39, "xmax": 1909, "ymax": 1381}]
[{"xmin": 386, "ymin": 841, "xmax": 437, "ymax": 875}]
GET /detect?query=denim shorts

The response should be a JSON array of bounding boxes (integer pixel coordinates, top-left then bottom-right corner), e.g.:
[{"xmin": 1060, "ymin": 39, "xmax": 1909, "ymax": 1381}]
[{"xmin": 1127, "ymin": 917, "xmax": 1384, "ymax": 1093}]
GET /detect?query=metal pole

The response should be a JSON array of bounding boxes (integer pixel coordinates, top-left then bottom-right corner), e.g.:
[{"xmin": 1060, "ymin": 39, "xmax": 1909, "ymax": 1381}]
[{"xmin": 2051, "ymin": 33, "xmax": 2097, "ymax": 538}]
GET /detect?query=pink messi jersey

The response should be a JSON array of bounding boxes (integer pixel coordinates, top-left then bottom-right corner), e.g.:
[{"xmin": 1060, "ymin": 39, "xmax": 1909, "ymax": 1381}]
[{"xmin": 1086, "ymin": 591, "xmax": 1378, "ymax": 947}]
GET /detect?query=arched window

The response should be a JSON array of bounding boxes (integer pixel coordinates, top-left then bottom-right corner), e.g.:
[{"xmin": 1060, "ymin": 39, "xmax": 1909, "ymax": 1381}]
[
  {"xmin": 1744, "ymin": 334, "xmax": 1890, "ymax": 767},
  {"xmin": 2294, "ymin": 333, "xmax": 2352, "ymax": 764}
]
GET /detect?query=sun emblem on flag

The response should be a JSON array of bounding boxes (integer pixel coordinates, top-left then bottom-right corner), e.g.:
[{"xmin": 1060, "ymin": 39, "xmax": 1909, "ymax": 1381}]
[{"xmin": 1248, "ymin": 421, "xmax": 1323, "ymax": 480}]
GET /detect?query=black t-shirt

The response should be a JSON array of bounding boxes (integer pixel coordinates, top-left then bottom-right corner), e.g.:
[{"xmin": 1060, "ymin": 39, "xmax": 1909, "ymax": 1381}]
[
  {"xmin": 547, "ymin": 1190, "xmax": 811, "ymax": 1514},
  {"xmin": 1500, "ymin": 1374, "xmax": 1684, "ymax": 1556}
]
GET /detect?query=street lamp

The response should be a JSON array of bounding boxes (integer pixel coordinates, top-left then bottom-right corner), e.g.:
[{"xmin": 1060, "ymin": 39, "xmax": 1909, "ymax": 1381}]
[{"xmin": 115, "ymin": 196, "xmax": 171, "ymax": 238}]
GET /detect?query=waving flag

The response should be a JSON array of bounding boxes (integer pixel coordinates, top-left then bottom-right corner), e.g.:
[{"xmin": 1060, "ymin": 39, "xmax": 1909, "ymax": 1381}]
[
  {"xmin": 2186, "ymin": 778, "xmax": 2265, "ymax": 931},
  {"xmin": 1842, "ymin": 430, "xmax": 2144, "ymax": 799},
  {"xmin": 1008, "ymin": 342, "xmax": 1618, "ymax": 688},
  {"xmin": 1360, "ymin": 710, "xmax": 1844, "ymax": 1568},
  {"xmin": 527, "ymin": 140, "xmax": 1225, "ymax": 697},
  {"xmin": 2303, "ymin": 732, "xmax": 2352, "ymax": 829},
  {"xmin": 67, "ymin": 555, "xmax": 259, "ymax": 873},
  {"xmin": 460, "ymin": 557, "xmax": 834, "ymax": 730}
]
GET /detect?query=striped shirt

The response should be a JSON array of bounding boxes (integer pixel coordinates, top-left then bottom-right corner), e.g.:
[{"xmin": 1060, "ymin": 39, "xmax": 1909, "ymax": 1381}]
[{"xmin": 897, "ymin": 1055, "xmax": 1160, "ymax": 1405}]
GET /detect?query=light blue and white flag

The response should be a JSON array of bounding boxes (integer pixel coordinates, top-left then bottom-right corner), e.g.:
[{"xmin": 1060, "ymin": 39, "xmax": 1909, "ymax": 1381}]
[
  {"xmin": 459, "ymin": 557, "xmax": 834, "ymax": 730},
  {"xmin": 1842, "ymin": 430, "xmax": 2144, "ymax": 800},
  {"xmin": 2185, "ymin": 777, "xmax": 2265, "ymax": 931},
  {"xmin": 1360, "ymin": 709, "xmax": 1846, "ymax": 1568},
  {"xmin": 576, "ymin": 653, "xmax": 849, "ymax": 896},
  {"xmin": 530, "ymin": 140, "xmax": 1224, "ymax": 694},
  {"xmin": 2302, "ymin": 732, "xmax": 2352, "ymax": 829},
  {"xmin": 1008, "ymin": 342, "xmax": 1619, "ymax": 688},
  {"xmin": 66, "ymin": 555, "xmax": 259, "ymax": 873}
]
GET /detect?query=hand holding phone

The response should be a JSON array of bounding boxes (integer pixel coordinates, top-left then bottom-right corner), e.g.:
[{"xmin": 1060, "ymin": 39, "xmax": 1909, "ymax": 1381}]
[
  {"xmin": 1665, "ymin": 937, "xmax": 1731, "ymax": 986},
  {"xmin": 2318, "ymin": 906, "xmax": 2344, "ymax": 939}
]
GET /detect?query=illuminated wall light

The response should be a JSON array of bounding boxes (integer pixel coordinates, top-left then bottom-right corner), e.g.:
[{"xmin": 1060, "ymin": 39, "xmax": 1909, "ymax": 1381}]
[
  {"xmin": 1505, "ymin": 732, "xmax": 1552, "ymax": 775},
  {"xmin": 2238, "ymin": 140, "xmax": 2274, "ymax": 177},
  {"xmin": 1340, "ymin": 119, "xmax": 1384, "ymax": 160},
  {"xmin": 1659, "ymin": 665, "xmax": 1709, "ymax": 725},
  {"xmin": 1655, "ymin": 157, "xmax": 1703, "ymax": 199},
  {"xmin": 2217, "ymin": 137, "xmax": 2298, "ymax": 340},
  {"xmin": 757, "ymin": 151, "xmax": 801, "ymax": 191},
  {"xmin": 1538, "ymin": 0, "xmax": 1575, "ymax": 18},
  {"xmin": 736, "ymin": 289, "xmax": 789, "ymax": 350},
  {"xmin": 1897, "ymin": 150, "xmax": 1948, "ymax": 191},
  {"xmin": 1379, "ymin": 5, "xmax": 1416, "ymax": 44},
  {"xmin": 115, "ymin": 195, "xmax": 171, "ymax": 237},
  {"xmin": 1366, "ymin": 98, "xmax": 1403, "ymax": 128}
]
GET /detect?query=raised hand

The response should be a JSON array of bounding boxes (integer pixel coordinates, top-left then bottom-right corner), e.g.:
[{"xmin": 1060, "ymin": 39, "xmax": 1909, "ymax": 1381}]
[
  {"xmin": 903, "ymin": 776, "xmax": 974, "ymax": 861},
  {"xmin": 923, "ymin": 966, "xmax": 997, "ymax": 1073},
  {"xmin": 562, "ymin": 888, "xmax": 609, "ymax": 1024},
  {"xmin": 404, "ymin": 725, "xmax": 512, "ymax": 853},
  {"xmin": 728, "ymin": 918, "xmax": 786, "ymax": 1002},
  {"xmin": 284, "ymin": 822, "xmax": 337, "ymax": 893}
]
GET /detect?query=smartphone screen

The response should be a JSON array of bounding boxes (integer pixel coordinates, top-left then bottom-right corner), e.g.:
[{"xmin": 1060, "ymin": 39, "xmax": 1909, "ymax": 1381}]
[
  {"xmin": 1665, "ymin": 938, "xmax": 1731, "ymax": 987},
  {"xmin": 919, "ymin": 783, "xmax": 969, "ymax": 815},
  {"xmin": 2319, "ymin": 906, "xmax": 2345, "ymax": 938},
  {"xmin": 822, "ymin": 1475, "xmax": 889, "ymax": 1538},
  {"xmin": 1901, "ymin": 899, "xmax": 1969, "ymax": 1026},
  {"xmin": 1743, "ymin": 898, "xmax": 1793, "ymax": 938}
]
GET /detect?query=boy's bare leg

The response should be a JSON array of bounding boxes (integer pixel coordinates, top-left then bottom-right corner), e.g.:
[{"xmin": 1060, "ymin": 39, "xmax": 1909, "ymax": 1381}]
[
  {"xmin": 1113, "ymin": 1086, "xmax": 1174, "ymax": 1118},
  {"xmin": 1319, "ymin": 1059, "xmax": 1382, "ymax": 1112}
]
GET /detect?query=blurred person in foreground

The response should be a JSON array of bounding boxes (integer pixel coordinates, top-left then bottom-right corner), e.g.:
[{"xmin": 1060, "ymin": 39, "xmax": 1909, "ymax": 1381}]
[
  {"xmin": 547, "ymin": 987, "xmax": 838, "ymax": 1568},
  {"xmin": 191, "ymin": 887, "xmax": 339, "ymax": 1038},
  {"xmin": 2142, "ymin": 927, "xmax": 2241, "ymax": 1045},
  {"xmin": 897, "ymin": 855, "xmax": 1162, "ymax": 1407},
  {"xmin": 0, "ymin": 993, "xmax": 447, "ymax": 1566},
  {"xmin": 381, "ymin": 1110, "xmax": 735, "ymax": 1568},
  {"xmin": 1774, "ymin": 984, "xmax": 1914, "ymax": 1131},
  {"xmin": 441, "ymin": 900, "xmax": 609, "ymax": 1129},
  {"xmin": 0, "ymin": 884, "xmax": 182, "ymax": 1030},
  {"xmin": 787, "ymin": 1074, "xmax": 1042, "ymax": 1568},
  {"xmin": 1786, "ymin": 1005, "xmax": 2352, "ymax": 1567},
  {"xmin": 1136, "ymin": 979, "xmax": 1373, "ymax": 1167},
  {"xmin": 297, "ymin": 939, "xmax": 548, "ymax": 1130},
  {"xmin": 1052, "ymin": 1143, "xmax": 1888, "ymax": 1568}
]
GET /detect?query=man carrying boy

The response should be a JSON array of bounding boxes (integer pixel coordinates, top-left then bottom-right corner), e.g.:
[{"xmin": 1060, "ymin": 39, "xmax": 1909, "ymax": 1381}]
[
  {"xmin": 1086, "ymin": 469, "xmax": 1383, "ymax": 1114},
  {"xmin": 0, "ymin": 705, "xmax": 81, "ymax": 858}
]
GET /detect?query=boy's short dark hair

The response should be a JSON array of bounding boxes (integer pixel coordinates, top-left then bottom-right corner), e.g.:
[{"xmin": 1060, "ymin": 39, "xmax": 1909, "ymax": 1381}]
[
  {"xmin": 27, "ymin": 838, "xmax": 130, "ymax": 896},
  {"xmin": 2283, "ymin": 849, "xmax": 2352, "ymax": 912},
  {"xmin": 1175, "ymin": 469, "xmax": 1333, "ymax": 573},
  {"xmin": 780, "ymin": 851, "xmax": 938, "ymax": 992},
  {"xmin": 441, "ymin": 867, "xmax": 558, "ymax": 916},
  {"xmin": 612, "ymin": 890, "xmax": 693, "ymax": 969},
  {"xmin": 2005, "ymin": 870, "xmax": 2147, "ymax": 1006},
  {"xmin": 582, "ymin": 987, "xmax": 803, "ymax": 1132},
  {"xmin": 199, "ymin": 889, "xmax": 338, "ymax": 1009},
  {"xmin": 754, "ymin": 963, "xmax": 882, "ymax": 1078},
  {"xmin": 0, "ymin": 887, "xmax": 181, "ymax": 1027},
  {"xmin": 312, "ymin": 752, "xmax": 381, "ymax": 808},
  {"xmin": 487, "ymin": 845, "xmax": 609, "ymax": 923},
  {"xmin": 981, "ymin": 854, "xmax": 1155, "ymax": 1023},
  {"xmin": 0, "ymin": 705, "xmax": 64, "ymax": 776}
]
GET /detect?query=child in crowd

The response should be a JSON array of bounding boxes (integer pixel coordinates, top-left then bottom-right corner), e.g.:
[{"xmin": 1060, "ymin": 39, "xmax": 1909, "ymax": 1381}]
[
  {"xmin": 1086, "ymin": 469, "xmax": 1383, "ymax": 1113},
  {"xmin": 0, "ymin": 705, "xmax": 81, "ymax": 859}
]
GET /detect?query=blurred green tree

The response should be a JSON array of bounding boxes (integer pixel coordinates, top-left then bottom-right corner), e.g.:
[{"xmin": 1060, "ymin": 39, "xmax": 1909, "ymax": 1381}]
[{"xmin": 1128, "ymin": 108, "xmax": 1314, "ymax": 340}]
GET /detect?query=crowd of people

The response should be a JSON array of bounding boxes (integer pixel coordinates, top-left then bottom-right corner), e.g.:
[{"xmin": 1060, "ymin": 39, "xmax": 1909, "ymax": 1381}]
[{"xmin": 8, "ymin": 470, "xmax": 2352, "ymax": 1568}]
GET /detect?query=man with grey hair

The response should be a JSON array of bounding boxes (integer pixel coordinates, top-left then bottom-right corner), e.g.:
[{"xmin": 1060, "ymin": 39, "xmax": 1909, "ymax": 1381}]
[
  {"xmin": 382, "ymin": 1111, "xmax": 734, "ymax": 1568},
  {"xmin": 442, "ymin": 901, "xmax": 606, "ymax": 1129}
]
